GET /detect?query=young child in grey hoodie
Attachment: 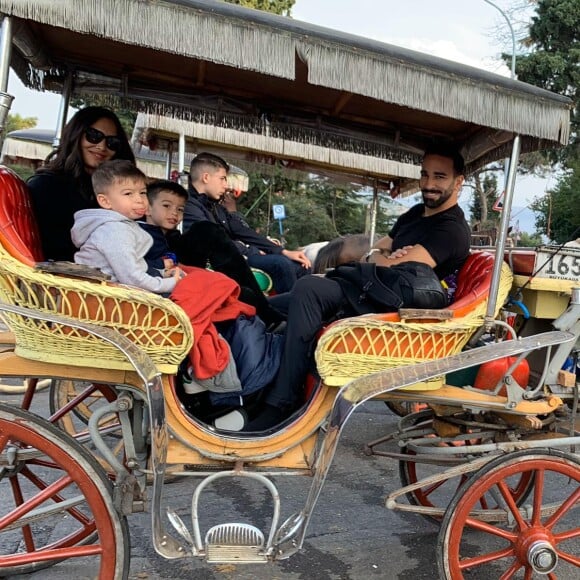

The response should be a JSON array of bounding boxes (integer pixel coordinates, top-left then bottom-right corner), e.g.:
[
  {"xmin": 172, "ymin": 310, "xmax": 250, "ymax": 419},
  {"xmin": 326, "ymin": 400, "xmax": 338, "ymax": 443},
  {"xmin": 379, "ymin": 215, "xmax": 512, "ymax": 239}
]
[{"xmin": 71, "ymin": 160, "xmax": 184, "ymax": 294}]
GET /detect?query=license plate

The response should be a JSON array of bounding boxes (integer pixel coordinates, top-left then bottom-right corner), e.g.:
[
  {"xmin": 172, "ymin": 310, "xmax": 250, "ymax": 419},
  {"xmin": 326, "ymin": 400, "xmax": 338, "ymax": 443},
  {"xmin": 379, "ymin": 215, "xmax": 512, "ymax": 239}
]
[{"xmin": 533, "ymin": 245, "xmax": 580, "ymax": 281}]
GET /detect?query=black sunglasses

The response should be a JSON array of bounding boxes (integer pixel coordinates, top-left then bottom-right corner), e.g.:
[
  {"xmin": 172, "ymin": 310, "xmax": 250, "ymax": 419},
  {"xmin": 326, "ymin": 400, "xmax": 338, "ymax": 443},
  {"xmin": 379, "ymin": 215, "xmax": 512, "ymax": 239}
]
[{"xmin": 84, "ymin": 127, "xmax": 122, "ymax": 152}]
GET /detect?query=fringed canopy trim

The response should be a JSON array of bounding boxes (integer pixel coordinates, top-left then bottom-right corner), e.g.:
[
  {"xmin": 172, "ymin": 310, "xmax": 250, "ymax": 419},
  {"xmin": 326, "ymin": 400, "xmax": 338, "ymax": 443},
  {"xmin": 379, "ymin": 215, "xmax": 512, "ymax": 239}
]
[
  {"xmin": 0, "ymin": 0, "xmax": 296, "ymax": 78},
  {"xmin": 0, "ymin": 0, "xmax": 571, "ymax": 147},
  {"xmin": 133, "ymin": 112, "xmax": 421, "ymax": 182},
  {"xmin": 298, "ymin": 42, "xmax": 570, "ymax": 145},
  {"xmin": 1, "ymin": 137, "xmax": 51, "ymax": 161}
]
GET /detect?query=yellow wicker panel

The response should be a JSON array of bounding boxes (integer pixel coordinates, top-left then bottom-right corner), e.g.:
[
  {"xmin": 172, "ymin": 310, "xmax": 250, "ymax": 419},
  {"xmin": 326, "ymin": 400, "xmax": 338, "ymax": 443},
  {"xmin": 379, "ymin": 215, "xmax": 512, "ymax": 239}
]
[
  {"xmin": 0, "ymin": 244, "xmax": 193, "ymax": 373},
  {"xmin": 316, "ymin": 261, "xmax": 513, "ymax": 388}
]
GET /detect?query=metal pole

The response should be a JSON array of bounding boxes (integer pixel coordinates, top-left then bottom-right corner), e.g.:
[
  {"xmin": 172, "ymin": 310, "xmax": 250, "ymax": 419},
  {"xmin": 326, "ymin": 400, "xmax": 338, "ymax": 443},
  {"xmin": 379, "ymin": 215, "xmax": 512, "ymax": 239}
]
[
  {"xmin": 165, "ymin": 141, "xmax": 173, "ymax": 179},
  {"xmin": 178, "ymin": 131, "xmax": 185, "ymax": 174},
  {"xmin": 0, "ymin": 15, "xmax": 14, "ymax": 147},
  {"xmin": 368, "ymin": 179, "xmax": 379, "ymax": 248},
  {"xmin": 483, "ymin": 1, "xmax": 517, "ymax": 189},
  {"xmin": 485, "ymin": 135, "xmax": 521, "ymax": 324},
  {"xmin": 53, "ymin": 71, "xmax": 73, "ymax": 149},
  {"xmin": 0, "ymin": 15, "xmax": 12, "ymax": 92},
  {"xmin": 483, "ymin": 0, "xmax": 516, "ymax": 79},
  {"xmin": 482, "ymin": 1, "xmax": 520, "ymax": 323}
]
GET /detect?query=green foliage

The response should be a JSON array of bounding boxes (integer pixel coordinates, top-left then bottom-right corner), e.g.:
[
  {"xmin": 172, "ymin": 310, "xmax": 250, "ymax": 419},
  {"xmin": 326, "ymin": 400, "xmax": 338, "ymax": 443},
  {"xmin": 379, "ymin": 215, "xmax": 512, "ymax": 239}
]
[
  {"xmin": 5, "ymin": 113, "xmax": 37, "ymax": 134},
  {"xmin": 5, "ymin": 163, "xmax": 35, "ymax": 182},
  {"xmin": 507, "ymin": 1, "xmax": 579, "ymax": 243},
  {"xmin": 506, "ymin": 0, "xmax": 580, "ymax": 162},
  {"xmin": 530, "ymin": 160, "xmax": 580, "ymax": 243},
  {"xmin": 223, "ymin": 0, "xmax": 295, "ymax": 16},
  {"xmin": 236, "ymin": 166, "xmax": 382, "ymax": 248},
  {"xmin": 468, "ymin": 171, "xmax": 500, "ymax": 228},
  {"xmin": 517, "ymin": 231, "xmax": 544, "ymax": 247}
]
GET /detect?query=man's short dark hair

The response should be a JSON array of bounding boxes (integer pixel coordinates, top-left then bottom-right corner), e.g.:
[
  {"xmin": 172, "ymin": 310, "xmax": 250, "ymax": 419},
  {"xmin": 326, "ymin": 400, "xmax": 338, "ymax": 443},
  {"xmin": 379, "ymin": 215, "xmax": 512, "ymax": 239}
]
[
  {"xmin": 92, "ymin": 159, "xmax": 146, "ymax": 193},
  {"xmin": 146, "ymin": 179, "xmax": 188, "ymax": 203},
  {"xmin": 189, "ymin": 152, "xmax": 230, "ymax": 182},
  {"xmin": 423, "ymin": 143, "xmax": 465, "ymax": 176}
]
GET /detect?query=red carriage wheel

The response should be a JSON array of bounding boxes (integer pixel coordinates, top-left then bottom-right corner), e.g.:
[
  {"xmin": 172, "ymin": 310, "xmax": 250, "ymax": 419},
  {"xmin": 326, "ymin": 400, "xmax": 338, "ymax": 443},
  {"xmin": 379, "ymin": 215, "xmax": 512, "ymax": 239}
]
[
  {"xmin": 0, "ymin": 403, "xmax": 130, "ymax": 577},
  {"xmin": 398, "ymin": 417, "xmax": 534, "ymax": 523},
  {"xmin": 438, "ymin": 449, "xmax": 580, "ymax": 579}
]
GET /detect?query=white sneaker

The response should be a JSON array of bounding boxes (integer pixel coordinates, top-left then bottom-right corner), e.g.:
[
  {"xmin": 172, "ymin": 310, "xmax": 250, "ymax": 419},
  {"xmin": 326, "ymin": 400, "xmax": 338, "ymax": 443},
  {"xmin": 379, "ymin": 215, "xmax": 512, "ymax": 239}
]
[{"xmin": 213, "ymin": 409, "xmax": 247, "ymax": 431}]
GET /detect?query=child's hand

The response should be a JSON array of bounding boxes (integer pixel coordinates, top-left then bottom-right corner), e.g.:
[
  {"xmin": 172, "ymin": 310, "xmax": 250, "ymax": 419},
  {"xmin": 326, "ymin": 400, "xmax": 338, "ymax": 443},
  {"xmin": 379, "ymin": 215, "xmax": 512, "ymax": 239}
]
[
  {"xmin": 163, "ymin": 257, "xmax": 176, "ymax": 269},
  {"xmin": 169, "ymin": 266, "xmax": 187, "ymax": 280},
  {"xmin": 163, "ymin": 266, "xmax": 184, "ymax": 279}
]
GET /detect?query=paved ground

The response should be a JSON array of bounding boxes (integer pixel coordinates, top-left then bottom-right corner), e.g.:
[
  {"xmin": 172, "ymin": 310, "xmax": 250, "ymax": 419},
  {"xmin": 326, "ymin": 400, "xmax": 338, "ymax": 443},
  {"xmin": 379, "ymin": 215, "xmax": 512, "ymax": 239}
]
[{"xmin": 1, "ymin": 384, "xmax": 578, "ymax": 580}]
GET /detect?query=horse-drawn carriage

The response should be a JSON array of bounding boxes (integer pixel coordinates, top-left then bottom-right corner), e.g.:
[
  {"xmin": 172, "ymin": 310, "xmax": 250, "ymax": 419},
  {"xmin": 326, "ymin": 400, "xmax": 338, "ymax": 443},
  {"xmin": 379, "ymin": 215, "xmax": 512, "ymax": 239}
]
[{"xmin": 0, "ymin": 1, "xmax": 578, "ymax": 578}]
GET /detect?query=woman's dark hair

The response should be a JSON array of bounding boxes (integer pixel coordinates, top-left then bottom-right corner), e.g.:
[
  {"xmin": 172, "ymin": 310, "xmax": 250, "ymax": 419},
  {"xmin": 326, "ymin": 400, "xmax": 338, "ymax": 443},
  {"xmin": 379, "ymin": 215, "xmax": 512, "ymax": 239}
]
[{"xmin": 41, "ymin": 107, "xmax": 135, "ymax": 198}]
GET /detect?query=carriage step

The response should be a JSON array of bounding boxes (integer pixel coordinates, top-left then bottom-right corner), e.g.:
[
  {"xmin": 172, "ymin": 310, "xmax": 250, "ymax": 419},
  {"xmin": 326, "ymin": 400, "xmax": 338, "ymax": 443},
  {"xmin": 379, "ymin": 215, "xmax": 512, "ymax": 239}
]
[{"xmin": 205, "ymin": 523, "xmax": 267, "ymax": 563}]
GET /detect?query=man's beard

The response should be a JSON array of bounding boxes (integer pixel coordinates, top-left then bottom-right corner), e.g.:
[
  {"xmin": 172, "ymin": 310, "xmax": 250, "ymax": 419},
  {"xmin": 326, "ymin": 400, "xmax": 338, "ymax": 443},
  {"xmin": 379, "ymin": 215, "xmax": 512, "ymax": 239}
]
[{"xmin": 421, "ymin": 186, "xmax": 453, "ymax": 209}]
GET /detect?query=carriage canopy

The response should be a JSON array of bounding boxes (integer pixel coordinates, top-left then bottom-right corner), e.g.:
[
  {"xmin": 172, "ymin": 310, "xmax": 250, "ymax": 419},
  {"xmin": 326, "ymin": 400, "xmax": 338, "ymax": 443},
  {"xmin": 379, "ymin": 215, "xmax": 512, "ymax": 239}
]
[{"xmin": 1, "ymin": 0, "xmax": 571, "ymax": 192}]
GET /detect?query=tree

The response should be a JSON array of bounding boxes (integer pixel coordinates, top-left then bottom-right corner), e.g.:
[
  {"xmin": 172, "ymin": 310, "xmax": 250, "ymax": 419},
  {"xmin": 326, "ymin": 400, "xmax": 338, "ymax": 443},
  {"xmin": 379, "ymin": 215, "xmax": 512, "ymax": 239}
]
[
  {"xmin": 505, "ymin": 0, "xmax": 579, "ymax": 163},
  {"xmin": 517, "ymin": 231, "xmax": 543, "ymax": 247},
  {"xmin": 223, "ymin": 0, "xmax": 295, "ymax": 16},
  {"xmin": 530, "ymin": 160, "xmax": 580, "ymax": 243},
  {"xmin": 468, "ymin": 171, "xmax": 500, "ymax": 229},
  {"xmin": 236, "ymin": 167, "xmax": 372, "ymax": 248},
  {"xmin": 4, "ymin": 113, "xmax": 37, "ymax": 134},
  {"xmin": 503, "ymin": 0, "xmax": 580, "ymax": 242}
]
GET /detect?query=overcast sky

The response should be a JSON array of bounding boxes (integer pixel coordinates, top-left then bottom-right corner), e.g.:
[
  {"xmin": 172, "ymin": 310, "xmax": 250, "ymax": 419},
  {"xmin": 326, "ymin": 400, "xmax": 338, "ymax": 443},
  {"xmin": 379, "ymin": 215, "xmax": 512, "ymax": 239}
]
[{"xmin": 6, "ymin": 0, "xmax": 550, "ymax": 221}]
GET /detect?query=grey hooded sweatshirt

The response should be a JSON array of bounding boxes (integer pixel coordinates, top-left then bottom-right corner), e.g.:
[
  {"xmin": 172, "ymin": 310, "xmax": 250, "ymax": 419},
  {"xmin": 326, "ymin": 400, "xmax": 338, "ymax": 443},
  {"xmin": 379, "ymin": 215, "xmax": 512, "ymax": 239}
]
[{"xmin": 71, "ymin": 209, "xmax": 176, "ymax": 295}]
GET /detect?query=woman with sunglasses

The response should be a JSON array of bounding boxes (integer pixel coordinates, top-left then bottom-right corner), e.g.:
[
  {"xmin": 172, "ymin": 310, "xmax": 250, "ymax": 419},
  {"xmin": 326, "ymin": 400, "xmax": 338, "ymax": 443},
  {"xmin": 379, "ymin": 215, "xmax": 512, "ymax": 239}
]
[{"xmin": 28, "ymin": 106, "xmax": 135, "ymax": 261}]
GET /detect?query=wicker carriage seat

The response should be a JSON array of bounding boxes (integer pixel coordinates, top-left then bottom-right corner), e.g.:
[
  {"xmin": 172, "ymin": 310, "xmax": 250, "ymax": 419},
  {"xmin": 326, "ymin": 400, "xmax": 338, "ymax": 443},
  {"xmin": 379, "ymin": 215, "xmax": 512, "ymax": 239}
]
[
  {"xmin": 315, "ymin": 252, "xmax": 513, "ymax": 389},
  {"xmin": 0, "ymin": 166, "xmax": 192, "ymax": 373}
]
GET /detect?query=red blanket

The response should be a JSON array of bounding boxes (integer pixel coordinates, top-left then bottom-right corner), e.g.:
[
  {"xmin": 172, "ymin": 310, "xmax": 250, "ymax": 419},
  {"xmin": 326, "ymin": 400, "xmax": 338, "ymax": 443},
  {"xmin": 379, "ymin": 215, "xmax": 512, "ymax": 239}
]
[{"xmin": 170, "ymin": 267, "xmax": 255, "ymax": 379}]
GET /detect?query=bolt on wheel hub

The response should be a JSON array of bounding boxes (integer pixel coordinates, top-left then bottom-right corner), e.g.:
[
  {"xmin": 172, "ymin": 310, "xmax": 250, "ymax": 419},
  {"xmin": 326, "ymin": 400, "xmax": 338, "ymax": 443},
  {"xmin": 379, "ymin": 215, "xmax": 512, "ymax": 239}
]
[{"xmin": 527, "ymin": 540, "xmax": 558, "ymax": 574}]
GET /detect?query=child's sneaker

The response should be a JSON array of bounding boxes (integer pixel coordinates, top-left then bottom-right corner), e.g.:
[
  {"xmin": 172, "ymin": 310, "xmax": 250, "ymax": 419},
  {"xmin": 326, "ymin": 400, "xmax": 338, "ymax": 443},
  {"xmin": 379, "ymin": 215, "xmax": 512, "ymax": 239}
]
[{"xmin": 213, "ymin": 409, "xmax": 248, "ymax": 431}]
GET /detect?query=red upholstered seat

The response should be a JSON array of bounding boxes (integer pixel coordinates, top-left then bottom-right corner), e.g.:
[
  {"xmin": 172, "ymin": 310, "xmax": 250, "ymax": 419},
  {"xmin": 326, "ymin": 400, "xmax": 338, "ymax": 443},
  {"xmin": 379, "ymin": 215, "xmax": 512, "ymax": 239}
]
[
  {"xmin": 344, "ymin": 251, "xmax": 497, "ymax": 325},
  {"xmin": 448, "ymin": 251, "xmax": 495, "ymax": 317},
  {"xmin": 0, "ymin": 166, "xmax": 43, "ymax": 265}
]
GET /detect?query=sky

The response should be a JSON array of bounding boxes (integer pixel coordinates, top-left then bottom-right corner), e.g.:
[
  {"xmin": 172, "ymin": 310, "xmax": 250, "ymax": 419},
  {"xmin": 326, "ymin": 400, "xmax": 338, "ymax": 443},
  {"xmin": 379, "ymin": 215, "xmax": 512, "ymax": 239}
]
[{"xmin": 6, "ymin": 0, "xmax": 551, "ymax": 230}]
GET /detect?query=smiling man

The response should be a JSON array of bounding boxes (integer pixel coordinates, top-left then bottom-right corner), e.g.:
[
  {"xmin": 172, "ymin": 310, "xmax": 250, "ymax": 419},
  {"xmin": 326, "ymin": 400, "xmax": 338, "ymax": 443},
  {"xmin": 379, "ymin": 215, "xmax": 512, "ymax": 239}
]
[
  {"xmin": 243, "ymin": 143, "xmax": 472, "ymax": 431},
  {"xmin": 366, "ymin": 144, "xmax": 470, "ymax": 277}
]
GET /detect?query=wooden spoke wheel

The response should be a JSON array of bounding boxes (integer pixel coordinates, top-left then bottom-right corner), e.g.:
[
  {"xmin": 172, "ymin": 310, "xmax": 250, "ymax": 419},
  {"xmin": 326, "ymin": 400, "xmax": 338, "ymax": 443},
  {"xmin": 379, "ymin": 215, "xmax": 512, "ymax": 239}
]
[
  {"xmin": 398, "ymin": 415, "xmax": 534, "ymax": 523},
  {"xmin": 438, "ymin": 449, "xmax": 580, "ymax": 579},
  {"xmin": 48, "ymin": 379, "xmax": 120, "ymax": 434},
  {"xmin": 0, "ymin": 404, "xmax": 130, "ymax": 577}
]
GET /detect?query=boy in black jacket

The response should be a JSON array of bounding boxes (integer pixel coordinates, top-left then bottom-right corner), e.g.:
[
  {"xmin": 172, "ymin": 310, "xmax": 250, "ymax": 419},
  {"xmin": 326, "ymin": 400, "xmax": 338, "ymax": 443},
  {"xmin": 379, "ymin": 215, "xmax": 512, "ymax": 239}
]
[{"xmin": 183, "ymin": 153, "xmax": 311, "ymax": 292}]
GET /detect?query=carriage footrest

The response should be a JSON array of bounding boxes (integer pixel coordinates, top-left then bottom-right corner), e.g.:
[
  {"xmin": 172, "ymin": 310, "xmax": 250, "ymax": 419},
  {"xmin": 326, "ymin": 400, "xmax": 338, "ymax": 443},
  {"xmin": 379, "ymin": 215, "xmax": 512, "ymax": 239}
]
[{"xmin": 205, "ymin": 523, "xmax": 267, "ymax": 563}]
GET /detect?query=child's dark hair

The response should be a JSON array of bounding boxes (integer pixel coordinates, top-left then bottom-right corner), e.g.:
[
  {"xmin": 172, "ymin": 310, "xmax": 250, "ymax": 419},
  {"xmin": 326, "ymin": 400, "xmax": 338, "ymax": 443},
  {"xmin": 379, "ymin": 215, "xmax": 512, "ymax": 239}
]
[
  {"xmin": 146, "ymin": 179, "xmax": 188, "ymax": 203},
  {"xmin": 92, "ymin": 159, "xmax": 146, "ymax": 193}
]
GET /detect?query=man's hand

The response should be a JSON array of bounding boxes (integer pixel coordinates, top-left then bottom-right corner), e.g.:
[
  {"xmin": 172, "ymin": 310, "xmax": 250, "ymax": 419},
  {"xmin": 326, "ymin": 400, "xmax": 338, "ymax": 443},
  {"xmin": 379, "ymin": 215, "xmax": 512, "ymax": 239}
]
[
  {"xmin": 387, "ymin": 245, "xmax": 414, "ymax": 260},
  {"xmin": 282, "ymin": 249, "xmax": 312, "ymax": 268},
  {"xmin": 367, "ymin": 244, "xmax": 436, "ymax": 268}
]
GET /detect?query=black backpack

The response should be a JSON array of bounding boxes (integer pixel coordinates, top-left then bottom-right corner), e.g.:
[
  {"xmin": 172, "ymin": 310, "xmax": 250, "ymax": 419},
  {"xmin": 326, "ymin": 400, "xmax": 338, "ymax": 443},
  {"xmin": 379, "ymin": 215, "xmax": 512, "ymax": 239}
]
[{"xmin": 326, "ymin": 261, "xmax": 448, "ymax": 315}]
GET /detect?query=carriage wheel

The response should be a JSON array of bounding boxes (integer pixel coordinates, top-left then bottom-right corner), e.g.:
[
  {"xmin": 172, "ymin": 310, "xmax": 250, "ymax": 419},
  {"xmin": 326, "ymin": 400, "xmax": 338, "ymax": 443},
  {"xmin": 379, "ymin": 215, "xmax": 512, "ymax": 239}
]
[
  {"xmin": 0, "ymin": 404, "xmax": 130, "ymax": 577},
  {"xmin": 398, "ymin": 415, "xmax": 534, "ymax": 522},
  {"xmin": 48, "ymin": 379, "xmax": 120, "ymax": 434},
  {"xmin": 438, "ymin": 449, "xmax": 580, "ymax": 579}
]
